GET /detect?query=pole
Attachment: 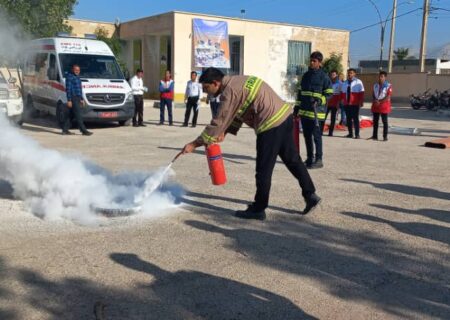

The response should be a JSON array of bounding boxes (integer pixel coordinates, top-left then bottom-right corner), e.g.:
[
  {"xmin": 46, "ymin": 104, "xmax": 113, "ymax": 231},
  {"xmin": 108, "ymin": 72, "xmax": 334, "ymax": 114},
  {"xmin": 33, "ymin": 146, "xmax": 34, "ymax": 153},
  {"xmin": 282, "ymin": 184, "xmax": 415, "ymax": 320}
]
[
  {"xmin": 380, "ymin": 25, "xmax": 385, "ymax": 70},
  {"xmin": 388, "ymin": 0, "xmax": 398, "ymax": 72},
  {"xmin": 419, "ymin": 0, "xmax": 430, "ymax": 72}
]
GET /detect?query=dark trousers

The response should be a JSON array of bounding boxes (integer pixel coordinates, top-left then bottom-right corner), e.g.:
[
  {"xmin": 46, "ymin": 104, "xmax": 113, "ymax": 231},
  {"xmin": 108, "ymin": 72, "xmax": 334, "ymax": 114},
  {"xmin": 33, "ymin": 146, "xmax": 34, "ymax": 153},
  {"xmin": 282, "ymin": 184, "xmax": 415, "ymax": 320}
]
[
  {"xmin": 133, "ymin": 95, "xmax": 144, "ymax": 125},
  {"xmin": 254, "ymin": 115, "xmax": 316, "ymax": 211},
  {"xmin": 160, "ymin": 98, "xmax": 173, "ymax": 124},
  {"xmin": 63, "ymin": 96, "xmax": 87, "ymax": 133},
  {"xmin": 300, "ymin": 117, "xmax": 324, "ymax": 161},
  {"xmin": 210, "ymin": 101, "xmax": 220, "ymax": 118},
  {"xmin": 373, "ymin": 112, "xmax": 388, "ymax": 139},
  {"xmin": 344, "ymin": 105, "xmax": 360, "ymax": 137},
  {"xmin": 325, "ymin": 107, "xmax": 337, "ymax": 135},
  {"xmin": 184, "ymin": 96, "xmax": 199, "ymax": 126}
]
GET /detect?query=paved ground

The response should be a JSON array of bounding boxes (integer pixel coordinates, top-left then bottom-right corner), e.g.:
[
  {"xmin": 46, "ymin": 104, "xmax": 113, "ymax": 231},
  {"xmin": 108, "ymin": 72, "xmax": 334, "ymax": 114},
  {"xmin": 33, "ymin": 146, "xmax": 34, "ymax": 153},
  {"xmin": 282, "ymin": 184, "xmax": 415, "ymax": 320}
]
[{"xmin": 0, "ymin": 103, "xmax": 449, "ymax": 320}]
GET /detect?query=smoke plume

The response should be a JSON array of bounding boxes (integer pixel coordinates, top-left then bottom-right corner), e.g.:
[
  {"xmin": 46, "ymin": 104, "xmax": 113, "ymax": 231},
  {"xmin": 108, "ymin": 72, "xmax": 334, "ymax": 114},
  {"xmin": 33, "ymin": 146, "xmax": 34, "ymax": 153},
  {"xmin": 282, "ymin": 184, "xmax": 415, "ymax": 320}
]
[{"xmin": 0, "ymin": 114, "xmax": 182, "ymax": 225}]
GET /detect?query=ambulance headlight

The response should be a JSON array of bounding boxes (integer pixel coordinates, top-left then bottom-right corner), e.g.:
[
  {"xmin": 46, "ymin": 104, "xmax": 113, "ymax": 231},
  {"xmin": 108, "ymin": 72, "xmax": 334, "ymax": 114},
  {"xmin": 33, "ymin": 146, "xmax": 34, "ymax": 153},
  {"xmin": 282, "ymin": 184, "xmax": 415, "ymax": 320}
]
[{"xmin": 126, "ymin": 93, "xmax": 134, "ymax": 102}]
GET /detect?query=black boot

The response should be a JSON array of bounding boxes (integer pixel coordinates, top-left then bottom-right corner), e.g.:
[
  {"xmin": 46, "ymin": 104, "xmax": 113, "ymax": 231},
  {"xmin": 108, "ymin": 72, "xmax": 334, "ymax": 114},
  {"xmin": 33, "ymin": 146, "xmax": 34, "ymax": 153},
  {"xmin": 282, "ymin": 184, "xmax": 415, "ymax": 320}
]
[
  {"xmin": 310, "ymin": 159, "xmax": 323, "ymax": 169},
  {"xmin": 235, "ymin": 204, "xmax": 266, "ymax": 220},
  {"xmin": 302, "ymin": 194, "xmax": 321, "ymax": 215},
  {"xmin": 304, "ymin": 158, "xmax": 313, "ymax": 169}
]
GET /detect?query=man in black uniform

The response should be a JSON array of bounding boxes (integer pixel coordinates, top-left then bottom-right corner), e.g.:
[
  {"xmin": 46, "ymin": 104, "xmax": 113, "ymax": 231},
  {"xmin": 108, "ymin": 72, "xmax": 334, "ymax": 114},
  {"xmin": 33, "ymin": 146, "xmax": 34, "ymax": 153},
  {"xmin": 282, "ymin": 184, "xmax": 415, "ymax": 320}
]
[{"xmin": 294, "ymin": 51, "xmax": 332, "ymax": 169}]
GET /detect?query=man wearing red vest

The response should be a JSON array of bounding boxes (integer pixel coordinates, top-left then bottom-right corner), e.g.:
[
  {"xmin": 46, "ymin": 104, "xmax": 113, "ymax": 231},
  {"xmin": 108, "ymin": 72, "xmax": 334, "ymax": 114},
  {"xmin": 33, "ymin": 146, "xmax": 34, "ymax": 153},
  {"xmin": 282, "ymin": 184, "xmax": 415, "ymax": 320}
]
[
  {"xmin": 341, "ymin": 68, "xmax": 365, "ymax": 139},
  {"xmin": 370, "ymin": 71, "xmax": 392, "ymax": 141},
  {"xmin": 159, "ymin": 70, "xmax": 174, "ymax": 125}
]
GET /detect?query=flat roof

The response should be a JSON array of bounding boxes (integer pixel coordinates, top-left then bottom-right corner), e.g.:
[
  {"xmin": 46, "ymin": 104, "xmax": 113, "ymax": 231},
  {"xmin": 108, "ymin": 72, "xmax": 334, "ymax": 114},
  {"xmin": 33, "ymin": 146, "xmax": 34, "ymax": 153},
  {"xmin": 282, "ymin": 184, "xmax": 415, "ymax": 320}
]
[
  {"xmin": 122, "ymin": 10, "xmax": 349, "ymax": 33},
  {"xmin": 67, "ymin": 17, "xmax": 116, "ymax": 25}
]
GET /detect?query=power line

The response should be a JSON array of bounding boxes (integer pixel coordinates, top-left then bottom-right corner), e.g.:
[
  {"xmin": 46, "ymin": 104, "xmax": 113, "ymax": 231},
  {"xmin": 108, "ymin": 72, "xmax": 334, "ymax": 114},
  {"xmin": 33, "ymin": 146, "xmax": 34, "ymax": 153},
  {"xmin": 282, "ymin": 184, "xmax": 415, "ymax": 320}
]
[{"xmin": 351, "ymin": 7, "xmax": 422, "ymax": 33}]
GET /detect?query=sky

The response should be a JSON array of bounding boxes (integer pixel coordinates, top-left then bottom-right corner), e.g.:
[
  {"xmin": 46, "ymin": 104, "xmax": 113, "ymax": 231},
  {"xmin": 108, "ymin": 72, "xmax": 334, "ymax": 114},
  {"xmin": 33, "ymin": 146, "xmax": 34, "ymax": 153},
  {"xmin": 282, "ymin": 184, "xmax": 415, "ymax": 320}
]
[{"xmin": 73, "ymin": 0, "xmax": 450, "ymax": 66}]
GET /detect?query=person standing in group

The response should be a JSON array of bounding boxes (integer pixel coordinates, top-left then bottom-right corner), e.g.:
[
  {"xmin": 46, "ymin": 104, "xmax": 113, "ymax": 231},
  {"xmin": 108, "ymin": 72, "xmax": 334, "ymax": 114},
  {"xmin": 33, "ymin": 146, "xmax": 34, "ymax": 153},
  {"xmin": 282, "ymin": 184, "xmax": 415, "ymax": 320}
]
[
  {"xmin": 183, "ymin": 71, "xmax": 203, "ymax": 127},
  {"xmin": 129, "ymin": 68, "xmax": 148, "ymax": 127},
  {"xmin": 325, "ymin": 70, "xmax": 341, "ymax": 136},
  {"xmin": 181, "ymin": 68, "xmax": 321, "ymax": 220},
  {"xmin": 341, "ymin": 68, "xmax": 364, "ymax": 139},
  {"xmin": 159, "ymin": 70, "xmax": 174, "ymax": 126},
  {"xmin": 63, "ymin": 64, "xmax": 92, "ymax": 136},
  {"xmin": 294, "ymin": 51, "xmax": 333, "ymax": 169},
  {"xmin": 207, "ymin": 93, "xmax": 221, "ymax": 118},
  {"xmin": 338, "ymin": 72, "xmax": 347, "ymax": 126},
  {"xmin": 370, "ymin": 71, "xmax": 392, "ymax": 141}
]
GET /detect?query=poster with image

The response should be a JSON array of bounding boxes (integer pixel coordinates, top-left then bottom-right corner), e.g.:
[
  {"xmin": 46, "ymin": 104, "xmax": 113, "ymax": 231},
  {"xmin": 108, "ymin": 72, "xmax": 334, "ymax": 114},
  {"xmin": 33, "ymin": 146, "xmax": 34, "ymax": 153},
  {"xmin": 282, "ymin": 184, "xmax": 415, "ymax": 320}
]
[{"xmin": 193, "ymin": 19, "xmax": 230, "ymax": 68}]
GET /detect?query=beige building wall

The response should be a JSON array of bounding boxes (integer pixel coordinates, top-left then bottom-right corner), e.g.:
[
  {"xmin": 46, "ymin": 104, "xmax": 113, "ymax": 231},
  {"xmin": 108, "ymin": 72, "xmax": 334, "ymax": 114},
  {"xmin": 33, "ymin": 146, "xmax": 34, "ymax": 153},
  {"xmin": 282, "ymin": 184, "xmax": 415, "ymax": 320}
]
[
  {"xmin": 173, "ymin": 12, "xmax": 349, "ymax": 102},
  {"xmin": 66, "ymin": 18, "xmax": 117, "ymax": 37}
]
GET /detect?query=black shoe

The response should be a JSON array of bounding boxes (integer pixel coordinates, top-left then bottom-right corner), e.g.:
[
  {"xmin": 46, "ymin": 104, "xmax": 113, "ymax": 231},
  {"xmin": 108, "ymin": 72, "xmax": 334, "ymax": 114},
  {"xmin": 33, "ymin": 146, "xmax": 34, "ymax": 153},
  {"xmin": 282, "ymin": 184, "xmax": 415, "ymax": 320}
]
[
  {"xmin": 158, "ymin": 122, "xmax": 164, "ymax": 126},
  {"xmin": 191, "ymin": 124, "xmax": 196, "ymax": 128},
  {"xmin": 310, "ymin": 159, "xmax": 323, "ymax": 169},
  {"xmin": 304, "ymin": 159, "xmax": 313, "ymax": 169},
  {"xmin": 383, "ymin": 137, "xmax": 388, "ymax": 141},
  {"xmin": 62, "ymin": 131, "xmax": 74, "ymax": 135},
  {"xmin": 181, "ymin": 123, "xmax": 188, "ymax": 127},
  {"xmin": 346, "ymin": 134, "xmax": 353, "ymax": 138},
  {"xmin": 328, "ymin": 133, "xmax": 333, "ymax": 137},
  {"xmin": 367, "ymin": 136, "xmax": 378, "ymax": 140},
  {"xmin": 354, "ymin": 135, "xmax": 360, "ymax": 139},
  {"xmin": 169, "ymin": 123, "xmax": 173, "ymax": 126},
  {"xmin": 302, "ymin": 194, "xmax": 321, "ymax": 215},
  {"xmin": 138, "ymin": 123, "xmax": 146, "ymax": 127},
  {"xmin": 82, "ymin": 131, "xmax": 93, "ymax": 136},
  {"xmin": 133, "ymin": 123, "xmax": 139, "ymax": 127},
  {"xmin": 235, "ymin": 205, "xmax": 266, "ymax": 220}
]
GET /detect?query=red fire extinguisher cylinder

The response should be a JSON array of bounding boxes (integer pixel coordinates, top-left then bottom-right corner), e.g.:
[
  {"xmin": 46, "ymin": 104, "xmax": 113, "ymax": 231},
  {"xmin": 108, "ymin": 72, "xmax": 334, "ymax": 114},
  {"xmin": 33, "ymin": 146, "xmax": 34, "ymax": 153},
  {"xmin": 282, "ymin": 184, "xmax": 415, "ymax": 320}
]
[{"xmin": 206, "ymin": 144, "xmax": 227, "ymax": 185}]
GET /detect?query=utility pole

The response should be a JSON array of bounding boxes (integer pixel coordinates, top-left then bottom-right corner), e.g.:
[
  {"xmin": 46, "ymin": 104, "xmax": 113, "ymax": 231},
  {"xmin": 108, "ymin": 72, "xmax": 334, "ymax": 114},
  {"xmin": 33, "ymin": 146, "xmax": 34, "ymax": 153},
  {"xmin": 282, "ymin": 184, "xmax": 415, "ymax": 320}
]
[
  {"xmin": 388, "ymin": 0, "xmax": 398, "ymax": 73},
  {"xmin": 419, "ymin": 0, "xmax": 430, "ymax": 72}
]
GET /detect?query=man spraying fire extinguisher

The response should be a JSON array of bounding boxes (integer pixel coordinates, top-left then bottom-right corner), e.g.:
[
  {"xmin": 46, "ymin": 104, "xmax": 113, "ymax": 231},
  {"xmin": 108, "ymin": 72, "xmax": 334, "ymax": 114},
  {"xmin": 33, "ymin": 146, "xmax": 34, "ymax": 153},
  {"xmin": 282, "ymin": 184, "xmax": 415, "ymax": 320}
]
[{"xmin": 181, "ymin": 68, "xmax": 321, "ymax": 220}]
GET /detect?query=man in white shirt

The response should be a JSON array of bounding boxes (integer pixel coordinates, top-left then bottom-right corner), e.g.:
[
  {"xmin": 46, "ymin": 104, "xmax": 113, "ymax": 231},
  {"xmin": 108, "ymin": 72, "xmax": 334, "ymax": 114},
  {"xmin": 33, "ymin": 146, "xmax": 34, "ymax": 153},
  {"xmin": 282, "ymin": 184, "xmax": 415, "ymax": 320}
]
[
  {"xmin": 129, "ymin": 69, "xmax": 148, "ymax": 127},
  {"xmin": 182, "ymin": 71, "xmax": 203, "ymax": 127}
]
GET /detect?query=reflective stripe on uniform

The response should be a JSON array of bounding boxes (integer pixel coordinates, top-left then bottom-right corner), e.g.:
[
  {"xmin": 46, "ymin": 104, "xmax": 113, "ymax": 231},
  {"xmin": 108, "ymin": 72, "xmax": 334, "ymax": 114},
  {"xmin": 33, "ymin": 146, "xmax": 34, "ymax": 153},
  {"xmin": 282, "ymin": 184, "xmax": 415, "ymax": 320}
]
[
  {"xmin": 237, "ymin": 76, "xmax": 263, "ymax": 117},
  {"xmin": 324, "ymin": 88, "xmax": 334, "ymax": 94},
  {"xmin": 257, "ymin": 103, "xmax": 291, "ymax": 134},
  {"xmin": 300, "ymin": 90, "xmax": 326, "ymax": 105},
  {"xmin": 201, "ymin": 131, "xmax": 217, "ymax": 144},
  {"xmin": 297, "ymin": 109, "xmax": 326, "ymax": 120}
]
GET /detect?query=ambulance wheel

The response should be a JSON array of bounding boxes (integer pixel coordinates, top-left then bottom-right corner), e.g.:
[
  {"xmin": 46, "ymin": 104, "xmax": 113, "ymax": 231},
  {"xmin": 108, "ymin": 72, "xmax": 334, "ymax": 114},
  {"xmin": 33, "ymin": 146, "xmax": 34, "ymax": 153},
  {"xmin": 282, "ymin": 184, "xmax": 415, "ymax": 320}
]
[
  {"xmin": 118, "ymin": 119, "xmax": 132, "ymax": 126},
  {"xmin": 25, "ymin": 96, "xmax": 40, "ymax": 119},
  {"xmin": 56, "ymin": 102, "xmax": 66, "ymax": 129}
]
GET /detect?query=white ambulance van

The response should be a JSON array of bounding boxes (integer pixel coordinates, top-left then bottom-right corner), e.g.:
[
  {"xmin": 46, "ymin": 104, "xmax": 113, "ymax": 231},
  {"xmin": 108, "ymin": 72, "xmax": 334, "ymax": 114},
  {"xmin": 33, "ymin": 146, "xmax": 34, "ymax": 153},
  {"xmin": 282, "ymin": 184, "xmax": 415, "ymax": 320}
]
[{"xmin": 23, "ymin": 36, "xmax": 134, "ymax": 126}]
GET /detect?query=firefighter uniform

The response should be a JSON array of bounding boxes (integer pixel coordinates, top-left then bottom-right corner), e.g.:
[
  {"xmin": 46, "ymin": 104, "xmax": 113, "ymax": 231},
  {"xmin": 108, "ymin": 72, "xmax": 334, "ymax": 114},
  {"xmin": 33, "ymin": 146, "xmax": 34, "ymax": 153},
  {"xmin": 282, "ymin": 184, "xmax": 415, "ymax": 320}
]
[
  {"xmin": 196, "ymin": 75, "xmax": 317, "ymax": 212},
  {"xmin": 294, "ymin": 68, "xmax": 333, "ymax": 166}
]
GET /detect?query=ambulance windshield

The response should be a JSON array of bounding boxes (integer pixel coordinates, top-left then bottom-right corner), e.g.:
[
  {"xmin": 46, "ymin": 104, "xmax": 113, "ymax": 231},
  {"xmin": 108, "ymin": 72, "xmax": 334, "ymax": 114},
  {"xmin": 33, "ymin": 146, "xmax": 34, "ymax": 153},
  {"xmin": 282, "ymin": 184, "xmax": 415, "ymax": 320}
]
[{"xmin": 59, "ymin": 54, "xmax": 124, "ymax": 80}]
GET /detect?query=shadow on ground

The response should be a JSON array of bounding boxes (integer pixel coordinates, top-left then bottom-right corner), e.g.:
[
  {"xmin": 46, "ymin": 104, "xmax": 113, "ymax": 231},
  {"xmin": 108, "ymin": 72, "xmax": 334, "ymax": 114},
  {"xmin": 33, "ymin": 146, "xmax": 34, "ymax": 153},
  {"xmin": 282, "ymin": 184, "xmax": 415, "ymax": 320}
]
[
  {"xmin": 342, "ymin": 178, "xmax": 450, "ymax": 201},
  {"xmin": 0, "ymin": 254, "xmax": 316, "ymax": 320},
  {"xmin": 183, "ymin": 211, "xmax": 450, "ymax": 319}
]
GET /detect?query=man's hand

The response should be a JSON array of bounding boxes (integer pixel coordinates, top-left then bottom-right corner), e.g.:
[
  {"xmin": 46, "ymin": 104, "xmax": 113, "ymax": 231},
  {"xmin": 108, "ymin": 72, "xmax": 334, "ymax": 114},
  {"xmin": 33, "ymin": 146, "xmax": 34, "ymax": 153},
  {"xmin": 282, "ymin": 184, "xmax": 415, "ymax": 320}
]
[
  {"xmin": 67, "ymin": 101, "xmax": 72, "ymax": 108},
  {"xmin": 182, "ymin": 140, "xmax": 202, "ymax": 154},
  {"xmin": 217, "ymin": 132, "xmax": 226, "ymax": 142}
]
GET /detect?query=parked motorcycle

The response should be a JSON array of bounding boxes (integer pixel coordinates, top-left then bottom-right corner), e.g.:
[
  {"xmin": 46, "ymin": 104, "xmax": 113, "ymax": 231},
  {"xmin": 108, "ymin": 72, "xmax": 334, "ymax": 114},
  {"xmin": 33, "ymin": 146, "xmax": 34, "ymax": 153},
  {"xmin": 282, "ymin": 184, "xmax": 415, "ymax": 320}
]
[{"xmin": 410, "ymin": 89, "xmax": 431, "ymax": 110}]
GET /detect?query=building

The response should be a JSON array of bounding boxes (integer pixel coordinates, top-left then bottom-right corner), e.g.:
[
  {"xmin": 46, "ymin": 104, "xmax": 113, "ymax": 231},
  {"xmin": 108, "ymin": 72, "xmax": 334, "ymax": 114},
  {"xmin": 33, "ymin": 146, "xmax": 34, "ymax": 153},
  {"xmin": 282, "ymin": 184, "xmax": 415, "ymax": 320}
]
[
  {"xmin": 359, "ymin": 58, "xmax": 450, "ymax": 75},
  {"xmin": 67, "ymin": 11, "xmax": 350, "ymax": 102}
]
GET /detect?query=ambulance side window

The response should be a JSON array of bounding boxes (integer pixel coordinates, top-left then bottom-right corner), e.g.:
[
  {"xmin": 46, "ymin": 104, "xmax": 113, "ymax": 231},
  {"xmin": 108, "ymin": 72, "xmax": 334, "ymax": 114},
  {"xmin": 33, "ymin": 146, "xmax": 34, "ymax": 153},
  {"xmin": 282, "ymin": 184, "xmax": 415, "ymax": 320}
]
[
  {"xmin": 35, "ymin": 53, "xmax": 49, "ymax": 80},
  {"xmin": 47, "ymin": 54, "xmax": 59, "ymax": 81},
  {"xmin": 24, "ymin": 54, "xmax": 37, "ymax": 77}
]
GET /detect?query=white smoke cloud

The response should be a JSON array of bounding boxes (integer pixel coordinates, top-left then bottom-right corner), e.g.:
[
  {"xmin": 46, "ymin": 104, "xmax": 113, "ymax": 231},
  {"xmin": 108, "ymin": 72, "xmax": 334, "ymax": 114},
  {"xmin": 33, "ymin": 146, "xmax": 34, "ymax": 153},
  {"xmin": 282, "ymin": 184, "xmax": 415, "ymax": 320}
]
[
  {"xmin": 0, "ymin": 114, "xmax": 183, "ymax": 225},
  {"xmin": 0, "ymin": 9, "xmax": 28, "ymax": 66}
]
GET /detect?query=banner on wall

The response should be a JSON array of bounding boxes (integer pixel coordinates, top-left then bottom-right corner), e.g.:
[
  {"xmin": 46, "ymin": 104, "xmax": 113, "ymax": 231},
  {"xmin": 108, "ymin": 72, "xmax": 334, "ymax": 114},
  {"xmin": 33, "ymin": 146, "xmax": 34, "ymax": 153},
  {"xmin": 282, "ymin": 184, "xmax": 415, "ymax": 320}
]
[{"xmin": 193, "ymin": 19, "xmax": 230, "ymax": 68}]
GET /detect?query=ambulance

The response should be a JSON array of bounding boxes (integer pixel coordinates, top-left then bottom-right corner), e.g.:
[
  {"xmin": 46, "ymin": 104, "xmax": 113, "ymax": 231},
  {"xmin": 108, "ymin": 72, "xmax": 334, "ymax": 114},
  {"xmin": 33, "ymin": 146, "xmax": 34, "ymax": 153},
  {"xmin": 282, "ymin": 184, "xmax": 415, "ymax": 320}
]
[{"xmin": 23, "ymin": 35, "xmax": 134, "ymax": 126}]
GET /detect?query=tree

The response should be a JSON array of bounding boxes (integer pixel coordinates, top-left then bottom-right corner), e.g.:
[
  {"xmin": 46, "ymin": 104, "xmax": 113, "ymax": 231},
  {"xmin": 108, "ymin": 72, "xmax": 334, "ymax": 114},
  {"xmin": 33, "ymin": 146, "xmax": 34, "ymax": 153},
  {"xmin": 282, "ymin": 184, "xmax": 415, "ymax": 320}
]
[
  {"xmin": 322, "ymin": 53, "xmax": 344, "ymax": 75},
  {"xmin": 0, "ymin": 0, "xmax": 77, "ymax": 38},
  {"xmin": 394, "ymin": 47, "xmax": 409, "ymax": 61}
]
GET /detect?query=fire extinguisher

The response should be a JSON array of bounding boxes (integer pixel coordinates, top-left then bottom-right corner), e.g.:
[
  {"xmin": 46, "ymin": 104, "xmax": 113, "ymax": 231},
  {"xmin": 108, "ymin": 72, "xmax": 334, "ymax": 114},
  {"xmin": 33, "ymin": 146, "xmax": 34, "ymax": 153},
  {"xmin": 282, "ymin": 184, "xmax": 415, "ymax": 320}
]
[
  {"xmin": 206, "ymin": 144, "xmax": 227, "ymax": 185},
  {"xmin": 293, "ymin": 116, "xmax": 300, "ymax": 152}
]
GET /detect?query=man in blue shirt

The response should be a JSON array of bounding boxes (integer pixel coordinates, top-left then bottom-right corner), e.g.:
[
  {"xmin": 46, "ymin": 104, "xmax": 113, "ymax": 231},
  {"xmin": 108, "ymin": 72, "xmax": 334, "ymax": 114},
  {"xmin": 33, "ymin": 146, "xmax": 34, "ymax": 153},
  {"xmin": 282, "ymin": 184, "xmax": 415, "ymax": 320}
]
[{"xmin": 63, "ymin": 64, "xmax": 92, "ymax": 136}]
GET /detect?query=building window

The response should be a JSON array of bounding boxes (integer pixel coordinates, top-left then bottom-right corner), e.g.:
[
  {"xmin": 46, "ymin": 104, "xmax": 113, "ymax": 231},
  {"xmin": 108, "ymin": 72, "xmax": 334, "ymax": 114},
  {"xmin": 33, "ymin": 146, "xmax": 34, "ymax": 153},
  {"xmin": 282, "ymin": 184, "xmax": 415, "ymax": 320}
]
[{"xmin": 287, "ymin": 41, "xmax": 311, "ymax": 76}]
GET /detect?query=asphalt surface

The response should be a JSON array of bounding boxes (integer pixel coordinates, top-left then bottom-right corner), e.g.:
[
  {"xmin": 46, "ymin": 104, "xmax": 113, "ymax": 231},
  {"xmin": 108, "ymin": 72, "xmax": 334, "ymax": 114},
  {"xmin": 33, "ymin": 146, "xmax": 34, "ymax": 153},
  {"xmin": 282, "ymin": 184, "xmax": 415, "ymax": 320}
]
[{"xmin": 0, "ymin": 103, "xmax": 449, "ymax": 320}]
